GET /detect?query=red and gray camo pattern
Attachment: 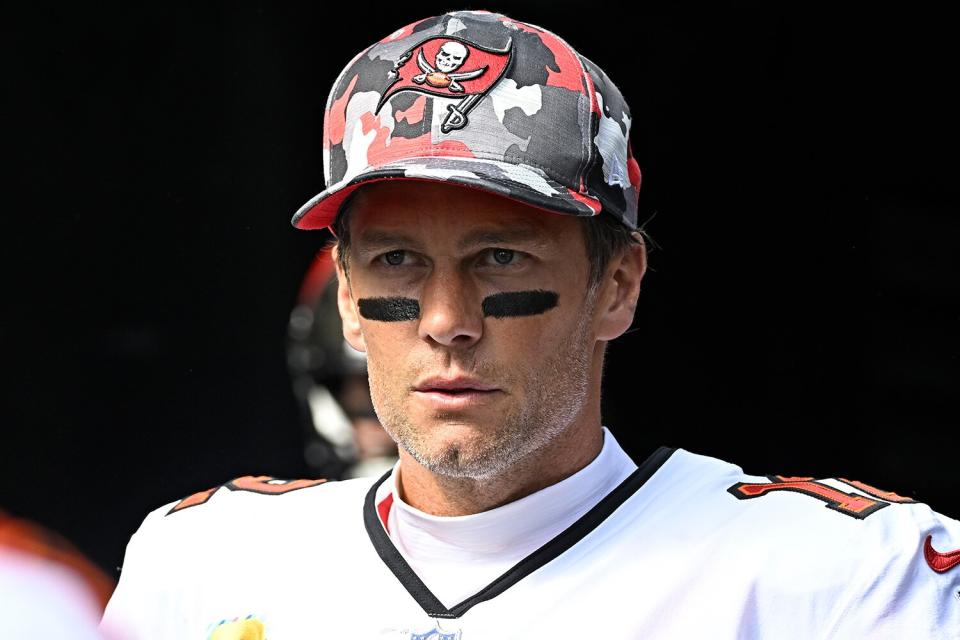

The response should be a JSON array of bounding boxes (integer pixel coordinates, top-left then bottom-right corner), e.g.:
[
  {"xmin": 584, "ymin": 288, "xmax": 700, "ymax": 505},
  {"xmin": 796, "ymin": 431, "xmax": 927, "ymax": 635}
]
[{"xmin": 292, "ymin": 10, "xmax": 641, "ymax": 231}]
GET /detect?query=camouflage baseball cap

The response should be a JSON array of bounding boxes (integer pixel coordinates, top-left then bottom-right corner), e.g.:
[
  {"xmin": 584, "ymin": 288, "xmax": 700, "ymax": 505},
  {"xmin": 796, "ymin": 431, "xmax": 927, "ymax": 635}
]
[{"xmin": 292, "ymin": 10, "xmax": 641, "ymax": 231}]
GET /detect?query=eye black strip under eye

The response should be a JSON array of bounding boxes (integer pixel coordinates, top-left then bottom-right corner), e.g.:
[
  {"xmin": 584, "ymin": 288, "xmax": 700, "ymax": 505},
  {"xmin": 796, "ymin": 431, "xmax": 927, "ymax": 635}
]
[
  {"xmin": 482, "ymin": 290, "xmax": 559, "ymax": 318},
  {"xmin": 358, "ymin": 297, "xmax": 420, "ymax": 322}
]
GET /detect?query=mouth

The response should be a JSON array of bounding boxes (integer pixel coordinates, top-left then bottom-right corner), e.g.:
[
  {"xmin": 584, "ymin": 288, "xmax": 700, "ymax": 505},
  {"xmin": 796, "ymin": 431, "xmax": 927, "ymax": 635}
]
[{"xmin": 412, "ymin": 376, "xmax": 502, "ymax": 410}]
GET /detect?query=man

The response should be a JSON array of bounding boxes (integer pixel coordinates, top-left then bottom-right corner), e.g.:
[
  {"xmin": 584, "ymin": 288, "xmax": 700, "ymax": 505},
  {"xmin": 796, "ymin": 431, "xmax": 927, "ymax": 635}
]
[{"xmin": 102, "ymin": 10, "xmax": 960, "ymax": 639}]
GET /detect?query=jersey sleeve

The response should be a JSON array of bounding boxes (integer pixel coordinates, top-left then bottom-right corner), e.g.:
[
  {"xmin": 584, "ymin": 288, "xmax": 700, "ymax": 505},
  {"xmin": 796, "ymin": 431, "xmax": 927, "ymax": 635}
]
[
  {"xmin": 99, "ymin": 475, "xmax": 335, "ymax": 639},
  {"xmin": 824, "ymin": 506, "xmax": 960, "ymax": 639}
]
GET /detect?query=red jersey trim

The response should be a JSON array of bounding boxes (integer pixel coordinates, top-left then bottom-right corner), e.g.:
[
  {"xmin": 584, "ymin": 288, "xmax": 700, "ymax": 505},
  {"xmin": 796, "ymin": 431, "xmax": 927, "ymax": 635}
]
[
  {"xmin": 923, "ymin": 535, "xmax": 960, "ymax": 574},
  {"xmin": 377, "ymin": 493, "xmax": 395, "ymax": 534}
]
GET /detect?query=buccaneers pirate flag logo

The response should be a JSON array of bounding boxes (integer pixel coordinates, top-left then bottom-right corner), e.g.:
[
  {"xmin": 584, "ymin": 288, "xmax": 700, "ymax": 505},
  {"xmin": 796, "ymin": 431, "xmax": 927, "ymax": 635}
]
[{"xmin": 375, "ymin": 36, "xmax": 513, "ymax": 134}]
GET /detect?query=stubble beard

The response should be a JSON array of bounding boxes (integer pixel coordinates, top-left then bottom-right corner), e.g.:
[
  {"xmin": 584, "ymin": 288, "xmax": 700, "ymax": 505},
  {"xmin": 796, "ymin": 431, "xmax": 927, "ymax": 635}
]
[{"xmin": 367, "ymin": 302, "xmax": 597, "ymax": 481}]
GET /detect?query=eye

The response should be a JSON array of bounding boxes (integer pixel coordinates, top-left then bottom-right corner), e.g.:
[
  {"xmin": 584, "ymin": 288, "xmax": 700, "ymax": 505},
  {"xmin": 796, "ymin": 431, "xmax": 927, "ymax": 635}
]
[
  {"xmin": 478, "ymin": 248, "xmax": 524, "ymax": 269},
  {"xmin": 382, "ymin": 250, "xmax": 405, "ymax": 266}
]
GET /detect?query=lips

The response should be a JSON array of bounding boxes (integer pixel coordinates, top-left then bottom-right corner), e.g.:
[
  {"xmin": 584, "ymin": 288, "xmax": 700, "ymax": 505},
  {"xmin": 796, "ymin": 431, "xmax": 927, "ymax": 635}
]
[
  {"xmin": 412, "ymin": 375, "xmax": 502, "ymax": 410},
  {"xmin": 414, "ymin": 376, "xmax": 498, "ymax": 393}
]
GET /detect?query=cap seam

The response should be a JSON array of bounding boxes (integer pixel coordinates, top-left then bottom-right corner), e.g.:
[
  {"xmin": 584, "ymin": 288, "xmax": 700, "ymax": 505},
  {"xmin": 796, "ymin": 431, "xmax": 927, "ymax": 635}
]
[
  {"xmin": 507, "ymin": 20, "xmax": 595, "ymax": 193},
  {"xmin": 572, "ymin": 55, "xmax": 597, "ymax": 193},
  {"xmin": 552, "ymin": 37, "xmax": 595, "ymax": 192},
  {"xmin": 578, "ymin": 51, "xmax": 634, "ymax": 146}
]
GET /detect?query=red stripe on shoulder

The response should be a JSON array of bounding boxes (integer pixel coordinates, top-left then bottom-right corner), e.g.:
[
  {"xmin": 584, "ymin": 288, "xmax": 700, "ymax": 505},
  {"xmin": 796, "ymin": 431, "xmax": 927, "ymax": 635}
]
[
  {"xmin": 167, "ymin": 475, "xmax": 328, "ymax": 515},
  {"xmin": 924, "ymin": 535, "xmax": 960, "ymax": 574}
]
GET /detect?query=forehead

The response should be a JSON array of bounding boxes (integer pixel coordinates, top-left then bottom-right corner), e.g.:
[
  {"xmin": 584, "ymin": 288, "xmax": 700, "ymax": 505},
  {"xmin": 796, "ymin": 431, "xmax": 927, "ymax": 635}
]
[{"xmin": 346, "ymin": 181, "xmax": 582, "ymax": 247}]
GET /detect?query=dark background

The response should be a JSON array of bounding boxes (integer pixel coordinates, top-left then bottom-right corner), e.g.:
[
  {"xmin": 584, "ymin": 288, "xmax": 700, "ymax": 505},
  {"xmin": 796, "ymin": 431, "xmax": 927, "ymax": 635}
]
[{"xmin": 6, "ymin": 4, "xmax": 958, "ymax": 578}]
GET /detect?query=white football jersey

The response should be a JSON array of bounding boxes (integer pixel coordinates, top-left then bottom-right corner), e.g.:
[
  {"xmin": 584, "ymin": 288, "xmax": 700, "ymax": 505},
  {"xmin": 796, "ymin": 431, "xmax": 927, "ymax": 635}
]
[{"xmin": 102, "ymin": 431, "xmax": 960, "ymax": 639}]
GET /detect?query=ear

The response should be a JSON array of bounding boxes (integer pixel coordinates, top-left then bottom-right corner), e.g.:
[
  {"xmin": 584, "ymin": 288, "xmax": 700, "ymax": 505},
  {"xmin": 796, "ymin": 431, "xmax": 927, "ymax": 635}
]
[
  {"xmin": 334, "ymin": 247, "xmax": 367, "ymax": 353},
  {"xmin": 595, "ymin": 234, "xmax": 647, "ymax": 341}
]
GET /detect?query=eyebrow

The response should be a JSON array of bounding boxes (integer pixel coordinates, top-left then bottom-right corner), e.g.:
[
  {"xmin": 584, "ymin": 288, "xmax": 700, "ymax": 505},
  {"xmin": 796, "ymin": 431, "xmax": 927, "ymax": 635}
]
[
  {"xmin": 355, "ymin": 225, "xmax": 550, "ymax": 253},
  {"xmin": 457, "ymin": 226, "xmax": 549, "ymax": 251},
  {"xmin": 355, "ymin": 230, "xmax": 424, "ymax": 253}
]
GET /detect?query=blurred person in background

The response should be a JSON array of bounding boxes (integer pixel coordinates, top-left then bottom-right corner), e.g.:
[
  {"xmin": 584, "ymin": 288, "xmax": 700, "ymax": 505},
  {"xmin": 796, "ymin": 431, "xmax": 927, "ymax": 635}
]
[
  {"xmin": 1, "ymin": 510, "xmax": 113, "ymax": 639},
  {"xmin": 288, "ymin": 248, "xmax": 398, "ymax": 479}
]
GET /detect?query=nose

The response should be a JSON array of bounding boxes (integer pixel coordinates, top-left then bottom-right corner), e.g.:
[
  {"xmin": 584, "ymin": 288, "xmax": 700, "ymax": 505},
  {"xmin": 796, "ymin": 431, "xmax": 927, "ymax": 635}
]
[{"xmin": 417, "ymin": 267, "xmax": 482, "ymax": 349}]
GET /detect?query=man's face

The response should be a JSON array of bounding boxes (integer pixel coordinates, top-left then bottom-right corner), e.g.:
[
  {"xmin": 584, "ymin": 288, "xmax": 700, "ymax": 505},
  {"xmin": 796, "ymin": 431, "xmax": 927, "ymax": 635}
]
[{"xmin": 337, "ymin": 181, "xmax": 604, "ymax": 479}]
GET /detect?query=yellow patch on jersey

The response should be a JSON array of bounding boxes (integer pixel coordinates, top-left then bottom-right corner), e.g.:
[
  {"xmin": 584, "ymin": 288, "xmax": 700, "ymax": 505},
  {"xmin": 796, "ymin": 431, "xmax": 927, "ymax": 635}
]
[{"xmin": 209, "ymin": 617, "xmax": 265, "ymax": 640}]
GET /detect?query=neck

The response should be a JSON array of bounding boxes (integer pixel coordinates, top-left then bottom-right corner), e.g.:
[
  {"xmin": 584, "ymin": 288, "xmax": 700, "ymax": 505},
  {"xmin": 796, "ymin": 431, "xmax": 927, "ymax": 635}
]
[{"xmin": 396, "ymin": 347, "xmax": 606, "ymax": 516}]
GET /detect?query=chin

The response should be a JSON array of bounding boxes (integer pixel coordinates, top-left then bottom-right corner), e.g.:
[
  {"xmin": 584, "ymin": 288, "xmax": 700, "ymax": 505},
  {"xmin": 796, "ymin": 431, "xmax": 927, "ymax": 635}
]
[
  {"xmin": 405, "ymin": 422, "xmax": 510, "ymax": 479},
  {"xmin": 411, "ymin": 405, "xmax": 499, "ymax": 439}
]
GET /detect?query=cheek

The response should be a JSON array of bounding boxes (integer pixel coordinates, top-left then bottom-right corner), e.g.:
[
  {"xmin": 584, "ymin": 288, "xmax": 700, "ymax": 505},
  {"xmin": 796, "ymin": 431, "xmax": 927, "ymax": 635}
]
[
  {"xmin": 362, "ymin": 344, "xmax": 401, "ymax": 415},
  {"xmin": 362, "ymin": 323, "xmax": 396, "ymax": 355},
  {"xmin": 486, "ymin": 310, "xmax": 578, "ymax": 360},
  {"xmin": 359, "ymin": 322, "xmax": 417, "ymax": 379}
]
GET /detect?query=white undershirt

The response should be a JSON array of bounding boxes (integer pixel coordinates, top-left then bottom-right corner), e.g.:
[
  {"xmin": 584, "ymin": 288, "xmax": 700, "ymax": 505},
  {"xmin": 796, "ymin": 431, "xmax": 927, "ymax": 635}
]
[{"xmin": 378, "ymin": 427, "xmax": 638, "ymax": 607}]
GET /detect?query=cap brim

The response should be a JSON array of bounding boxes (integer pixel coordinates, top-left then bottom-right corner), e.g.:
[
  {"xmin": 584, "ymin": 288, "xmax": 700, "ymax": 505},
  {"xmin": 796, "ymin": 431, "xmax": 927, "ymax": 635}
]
[{"xmin": 291, "ymin": 156, "xmax": 602, "ymax": 230}]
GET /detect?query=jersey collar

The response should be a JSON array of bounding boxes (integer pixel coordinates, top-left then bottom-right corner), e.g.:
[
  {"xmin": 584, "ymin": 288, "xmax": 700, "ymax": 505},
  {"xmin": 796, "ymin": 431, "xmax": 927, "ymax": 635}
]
[{"xmin": 362, "ymin": 440, "xmax": 676, "ymax": 619}]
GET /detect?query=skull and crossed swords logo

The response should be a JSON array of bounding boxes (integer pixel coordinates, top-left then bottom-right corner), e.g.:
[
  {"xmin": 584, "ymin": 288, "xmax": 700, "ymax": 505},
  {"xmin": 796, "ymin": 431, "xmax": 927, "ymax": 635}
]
[
  {"xmin": 412, "ymin": 41, "xmax": 485, "ymax": 93},
  {"xmin": 376, "ymin": 37, "xmax": 513, "ymax": 134}
]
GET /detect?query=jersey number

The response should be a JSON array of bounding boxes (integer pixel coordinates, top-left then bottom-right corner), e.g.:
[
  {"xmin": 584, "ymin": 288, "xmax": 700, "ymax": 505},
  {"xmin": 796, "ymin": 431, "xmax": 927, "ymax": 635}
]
[
  {"xmin": 166, "ymin": 476, "xmax": 327, "ymax": 516},
  {"xmin": 728, "ymin": 475, "xmax": 914, "ymax": 520}
]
